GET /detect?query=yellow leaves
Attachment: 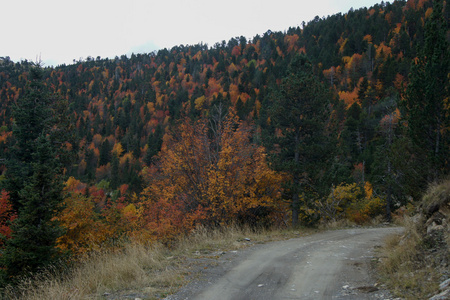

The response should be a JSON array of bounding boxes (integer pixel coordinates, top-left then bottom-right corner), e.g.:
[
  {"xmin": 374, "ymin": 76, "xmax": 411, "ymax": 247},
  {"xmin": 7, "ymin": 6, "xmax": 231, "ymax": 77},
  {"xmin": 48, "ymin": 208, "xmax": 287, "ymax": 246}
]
[
  {"xmin": 122, "ymin": 203, "xmax": 142, "ymax": 227},
  {"xmin": 119, "ymin": 152, "xmax": 134, "ymax": 166},
  {"xmin": 332, "ymin": 183, "xmax": 361, "ymax": 203},
  {"xmin": 276, "ymin": 46, "xmax": 284, "ymax": 57},
  {"xmin": 55, "ymin": 191, "xmax": 107, "ymax": 255},
  {"xmin": 347, "ymin": 53, "xmax": 363, "ymax": 71},
  {"xmin": 156, "ymin": 94, "xmax": 165, "ymax": 107},
  {"xmin": 338, "ymin": 37, "xmax": 348, "ymax": 55},
  {"xmin": 65, "ymin": 176, "xmax": 80, "ymax": 190},
  {"xmin": 393, "ymin": 23, "xmax": 402, "ymax": 34},
  {"xmin": 194, "ymin": 95, "xmax": 206, "ymax": 110},
  {"xmin": 317, "ymin": 181, "xmax": 386, "ymax": 224},
  {"xmin": 364, "ymin": 182, "xmax": 373, "ymax": 199},
  {"xmin": 255, "ymin": 100, "xmax": 262, "ymax": 117},
  {"xmin": 112, "ymin": 142, "xmax": 124, "ymax": 157},
  {"xmin": 228, "ymin": 63, "xmax": 238, "ymax": 75}
]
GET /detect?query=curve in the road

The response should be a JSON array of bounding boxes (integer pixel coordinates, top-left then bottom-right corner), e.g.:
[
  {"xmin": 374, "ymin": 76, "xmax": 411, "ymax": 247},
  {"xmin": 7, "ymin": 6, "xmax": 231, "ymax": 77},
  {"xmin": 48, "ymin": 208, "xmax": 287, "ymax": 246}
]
[{"xmin": 193, "ymin": 227, "xmax": 402, "ymax": 300}]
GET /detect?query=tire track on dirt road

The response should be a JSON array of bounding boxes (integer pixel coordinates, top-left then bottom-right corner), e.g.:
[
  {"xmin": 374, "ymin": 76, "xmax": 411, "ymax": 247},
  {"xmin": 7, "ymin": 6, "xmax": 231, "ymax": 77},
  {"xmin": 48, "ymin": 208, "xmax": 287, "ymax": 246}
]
[{"xmin": 169, "ymin": 227, "xmax": 403, "ymax": 300}]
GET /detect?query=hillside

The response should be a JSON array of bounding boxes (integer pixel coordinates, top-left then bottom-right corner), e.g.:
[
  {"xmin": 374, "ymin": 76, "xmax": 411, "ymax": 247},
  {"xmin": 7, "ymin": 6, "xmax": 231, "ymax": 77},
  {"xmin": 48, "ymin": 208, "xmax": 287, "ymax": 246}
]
[
  {"xmin": 0, "ymin": 0, "xmax": 448, "ymax": 282},
  {"xmin": 0, "ymin": 1, "xmax": 440, "ymax": 189}
]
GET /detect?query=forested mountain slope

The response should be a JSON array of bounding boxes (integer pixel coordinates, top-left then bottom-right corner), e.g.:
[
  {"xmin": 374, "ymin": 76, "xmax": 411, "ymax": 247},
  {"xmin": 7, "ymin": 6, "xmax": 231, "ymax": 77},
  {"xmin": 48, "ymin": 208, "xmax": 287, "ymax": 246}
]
[{"xmin": 0, "ymin": 0, "xmax": 448, "ymax": 266}]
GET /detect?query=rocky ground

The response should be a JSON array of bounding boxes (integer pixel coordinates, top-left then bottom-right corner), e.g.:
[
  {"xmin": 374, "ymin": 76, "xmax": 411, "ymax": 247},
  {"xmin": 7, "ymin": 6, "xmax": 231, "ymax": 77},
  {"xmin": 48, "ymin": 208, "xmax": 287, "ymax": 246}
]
[{"xmin": 418, "ymin": 188, "xmax": 450, "ymax": 300}]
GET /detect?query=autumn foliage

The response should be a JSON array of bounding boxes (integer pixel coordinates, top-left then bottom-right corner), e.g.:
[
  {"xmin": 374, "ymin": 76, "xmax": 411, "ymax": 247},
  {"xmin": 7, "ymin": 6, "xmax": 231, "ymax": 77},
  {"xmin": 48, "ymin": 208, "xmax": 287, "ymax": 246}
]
[
  {"xmin": 0, "ymin": 190, "xmax": 16, "ymax": 246},
  {"xmin": 0, "ymin": 0, "xmax": 444, "ymax": 262},
  {"xmin": 54, "ymin": 110, "xmax": 284, "ymax": 251},
  {"xmin": 140, "ymin": 109, "xmax": 284, "ymax": 239},
  {"xmin": 55, "ymin": 178, "xmax": 142, "ymax": 255},
  {"xmin": 316, "ymin": 182, "xmax": 386, "ymax": 224}
]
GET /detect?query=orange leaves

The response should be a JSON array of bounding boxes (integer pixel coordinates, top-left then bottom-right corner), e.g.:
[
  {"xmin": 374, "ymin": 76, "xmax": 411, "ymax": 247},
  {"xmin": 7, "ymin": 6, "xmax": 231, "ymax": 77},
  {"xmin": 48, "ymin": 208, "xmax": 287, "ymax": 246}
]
[
  {"xmin": 284, "ymin": 34, "xmax": 299, "ymax": 53},
  {"xmin": 393, "ymin": 73, "xmax": 406, "ymax": 94},
  {"xmin": 379, "ymin": 108, "xmax": 401, "ymax": 132},
  {"xmin": 425, "ymin": 7, "xmax": 433, "ymax": 19},
  {"xmin": 141, "ymin": 110, "xmax": 284, "ymax": 231},
  {"xmin": 0, "ymin": 130, "xmax": 12, "ymax": 144},
  {"xmin": 231, "ymin": 45, "xmax": 241, "ymax": 57},
  {"xmin": 363, "ymin": 34, "xmax": 373, "ymax": 43},
  {"xmin": 339, "ymin": 89, "xmax": 359, "ymax": 108},
  {"xmin": 375, "ymin": 42, "xmax": 392, "ymax": 60},
  {"xmin": 347, "ymin": 53, "xmax": 363, "ymax": 72},
  {"xmin": 119, "ymin": 152, "xmax": 134, "ymax": 167},
  {"xmin": 139, "ymin": 194, "xmax": 186, "ymax": 241},
  {"xmin": 95, "ymin": 164, "xmax": 111, "ymax": 181},
  {"xmin": 206, "ymin": 78, "xmax": 221, "ymax": 98}
]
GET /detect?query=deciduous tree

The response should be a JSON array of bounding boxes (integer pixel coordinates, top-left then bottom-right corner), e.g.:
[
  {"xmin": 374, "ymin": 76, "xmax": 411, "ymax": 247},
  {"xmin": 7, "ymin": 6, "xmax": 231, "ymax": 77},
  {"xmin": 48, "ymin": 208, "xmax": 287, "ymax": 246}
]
[{"xmin": 141, "ymin": 108, "xmax": 283, "ymax": 232}]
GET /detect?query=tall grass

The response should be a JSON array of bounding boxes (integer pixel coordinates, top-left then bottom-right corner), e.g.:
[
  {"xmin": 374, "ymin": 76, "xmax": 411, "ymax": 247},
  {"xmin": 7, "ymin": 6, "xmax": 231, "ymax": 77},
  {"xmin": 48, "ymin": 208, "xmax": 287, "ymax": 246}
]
[
  {"xmin": 421, "ymin": 179, "xmax": 450, "ymax": 215},
  {"xmin": 377, "ymin": 179, "xmax": 450, "ymax": 299},
  {"xmin": 1, "ymin": 242, "xmax": 182, "ymax": 300},
  {"xmin": 1, "ymin": 225, "xmax": 300, "ymax": 300},
  {"xmin": 377, "ymin": 216, "xmax": 441, "ymax": 299}
]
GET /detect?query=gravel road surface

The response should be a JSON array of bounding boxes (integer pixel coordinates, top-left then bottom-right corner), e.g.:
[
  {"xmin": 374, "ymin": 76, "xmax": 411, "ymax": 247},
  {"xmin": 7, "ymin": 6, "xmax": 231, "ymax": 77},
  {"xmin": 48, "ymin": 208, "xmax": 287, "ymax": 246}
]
[{"xmin": 168, "ymin": 227, "xmax": 403, "ymax": 300}]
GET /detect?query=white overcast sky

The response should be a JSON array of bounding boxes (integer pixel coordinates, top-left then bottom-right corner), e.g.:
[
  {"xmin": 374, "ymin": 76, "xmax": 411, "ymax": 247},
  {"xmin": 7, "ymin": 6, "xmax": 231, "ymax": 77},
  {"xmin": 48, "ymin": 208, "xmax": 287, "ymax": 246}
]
[{"xmin": 2, "ymin": 0, "xmax": 379, "ymax": 67}]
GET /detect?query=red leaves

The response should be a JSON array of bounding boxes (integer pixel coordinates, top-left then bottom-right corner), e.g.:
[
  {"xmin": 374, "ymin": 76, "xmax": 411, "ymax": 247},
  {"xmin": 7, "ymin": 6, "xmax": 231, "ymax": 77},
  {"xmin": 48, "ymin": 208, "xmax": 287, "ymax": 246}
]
[{"xmin": 0, "ymin": 190, "xmax": 16, "ymax": 246}]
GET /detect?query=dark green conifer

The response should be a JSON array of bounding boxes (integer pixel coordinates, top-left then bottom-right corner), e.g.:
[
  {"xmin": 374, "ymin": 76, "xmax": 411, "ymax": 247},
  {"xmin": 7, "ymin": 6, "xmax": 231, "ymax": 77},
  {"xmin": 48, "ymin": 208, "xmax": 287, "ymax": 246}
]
[
  {"xmin": 268, "ymin": 55, "xmax": 331, "ymax": 227},
  {"xmin": 0, "ymin": 65, "xmax": 65, "ymax": 283},
  {"xmin": 404, "ymin": 0, "xmax": 449, "ymax": 183}
]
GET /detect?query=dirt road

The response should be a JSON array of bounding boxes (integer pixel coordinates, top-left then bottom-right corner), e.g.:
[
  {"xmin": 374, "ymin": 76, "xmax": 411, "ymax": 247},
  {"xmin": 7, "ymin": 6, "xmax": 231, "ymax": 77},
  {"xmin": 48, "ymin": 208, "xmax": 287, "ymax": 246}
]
[{"xmin": 169, "ymin": 227, "xmax": 403, "ymax": 300}]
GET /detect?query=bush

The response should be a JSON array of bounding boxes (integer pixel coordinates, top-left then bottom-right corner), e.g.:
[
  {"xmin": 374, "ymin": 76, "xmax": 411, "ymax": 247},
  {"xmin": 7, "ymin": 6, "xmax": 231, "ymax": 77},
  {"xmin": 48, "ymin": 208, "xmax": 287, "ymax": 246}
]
[{"xmin": 317, "ymin": 181, "xmax": 387, "ymax": 225}]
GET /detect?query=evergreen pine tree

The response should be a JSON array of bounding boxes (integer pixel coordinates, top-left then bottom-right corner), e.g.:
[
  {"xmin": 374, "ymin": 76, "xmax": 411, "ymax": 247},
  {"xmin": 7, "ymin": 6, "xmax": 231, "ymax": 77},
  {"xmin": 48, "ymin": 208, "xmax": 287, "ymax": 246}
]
[
  {"xmin": 110, "ymin": 154, "xmax": 120, "ymax": 190},
  {"xmin": 0, "ymin": 65, "xmax": 65, "ymax": 283},
  {"xmin": 267, "ymin": 55, "xmax": 331, "ymax": 227},
  {"xmin": 404, "ymin": 0, "xmax": 449, "ymax": 184},
  {"xmin": 99, "ymin": 139, "xmax": 112, "ymax": 166}
]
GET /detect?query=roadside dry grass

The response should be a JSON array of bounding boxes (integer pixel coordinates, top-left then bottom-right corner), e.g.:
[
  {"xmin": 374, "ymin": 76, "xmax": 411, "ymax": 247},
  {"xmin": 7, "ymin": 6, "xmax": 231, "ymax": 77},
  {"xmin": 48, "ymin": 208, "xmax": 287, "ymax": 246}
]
[
  {"xmin": 376, "ymin": 217, "xmax": 441, "ymax": 299},
  {"xmin": 0, "ymin": 225, "xmax": 311, "ymax": 300},
  {"xmin": 376, "ymin": 180, "xmax": 450, "ymax": 299}
]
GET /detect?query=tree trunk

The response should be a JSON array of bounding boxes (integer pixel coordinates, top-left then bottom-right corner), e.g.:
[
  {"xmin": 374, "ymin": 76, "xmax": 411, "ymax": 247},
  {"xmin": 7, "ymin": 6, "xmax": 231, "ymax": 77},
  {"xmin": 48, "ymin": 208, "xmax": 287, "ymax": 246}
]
[
  {"xmin": 386, "ymin": 185, "xmax": 392, "ymax": 222},
  {"xmin": 292, "ymin": 135, "xmax": 300, "ymax": 227},
  {"xmin": 292, "ymin": 192, "xmax": 299, "ymax": 227}
]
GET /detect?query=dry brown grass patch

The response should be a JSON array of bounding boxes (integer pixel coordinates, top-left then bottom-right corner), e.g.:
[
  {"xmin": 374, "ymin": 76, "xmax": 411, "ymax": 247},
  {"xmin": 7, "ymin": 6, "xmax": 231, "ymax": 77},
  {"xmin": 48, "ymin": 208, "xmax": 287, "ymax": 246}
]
[
  {"xmin": 1, "ymin": 242, "xmax": 185, "ymax": 300},
  {"xmin": 376, "ymin": 214, "xmax": 443, "ymax": 299},
  {"xmin": 1, "ymin": 225, "xmax": 306, "ymax": 300}
]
